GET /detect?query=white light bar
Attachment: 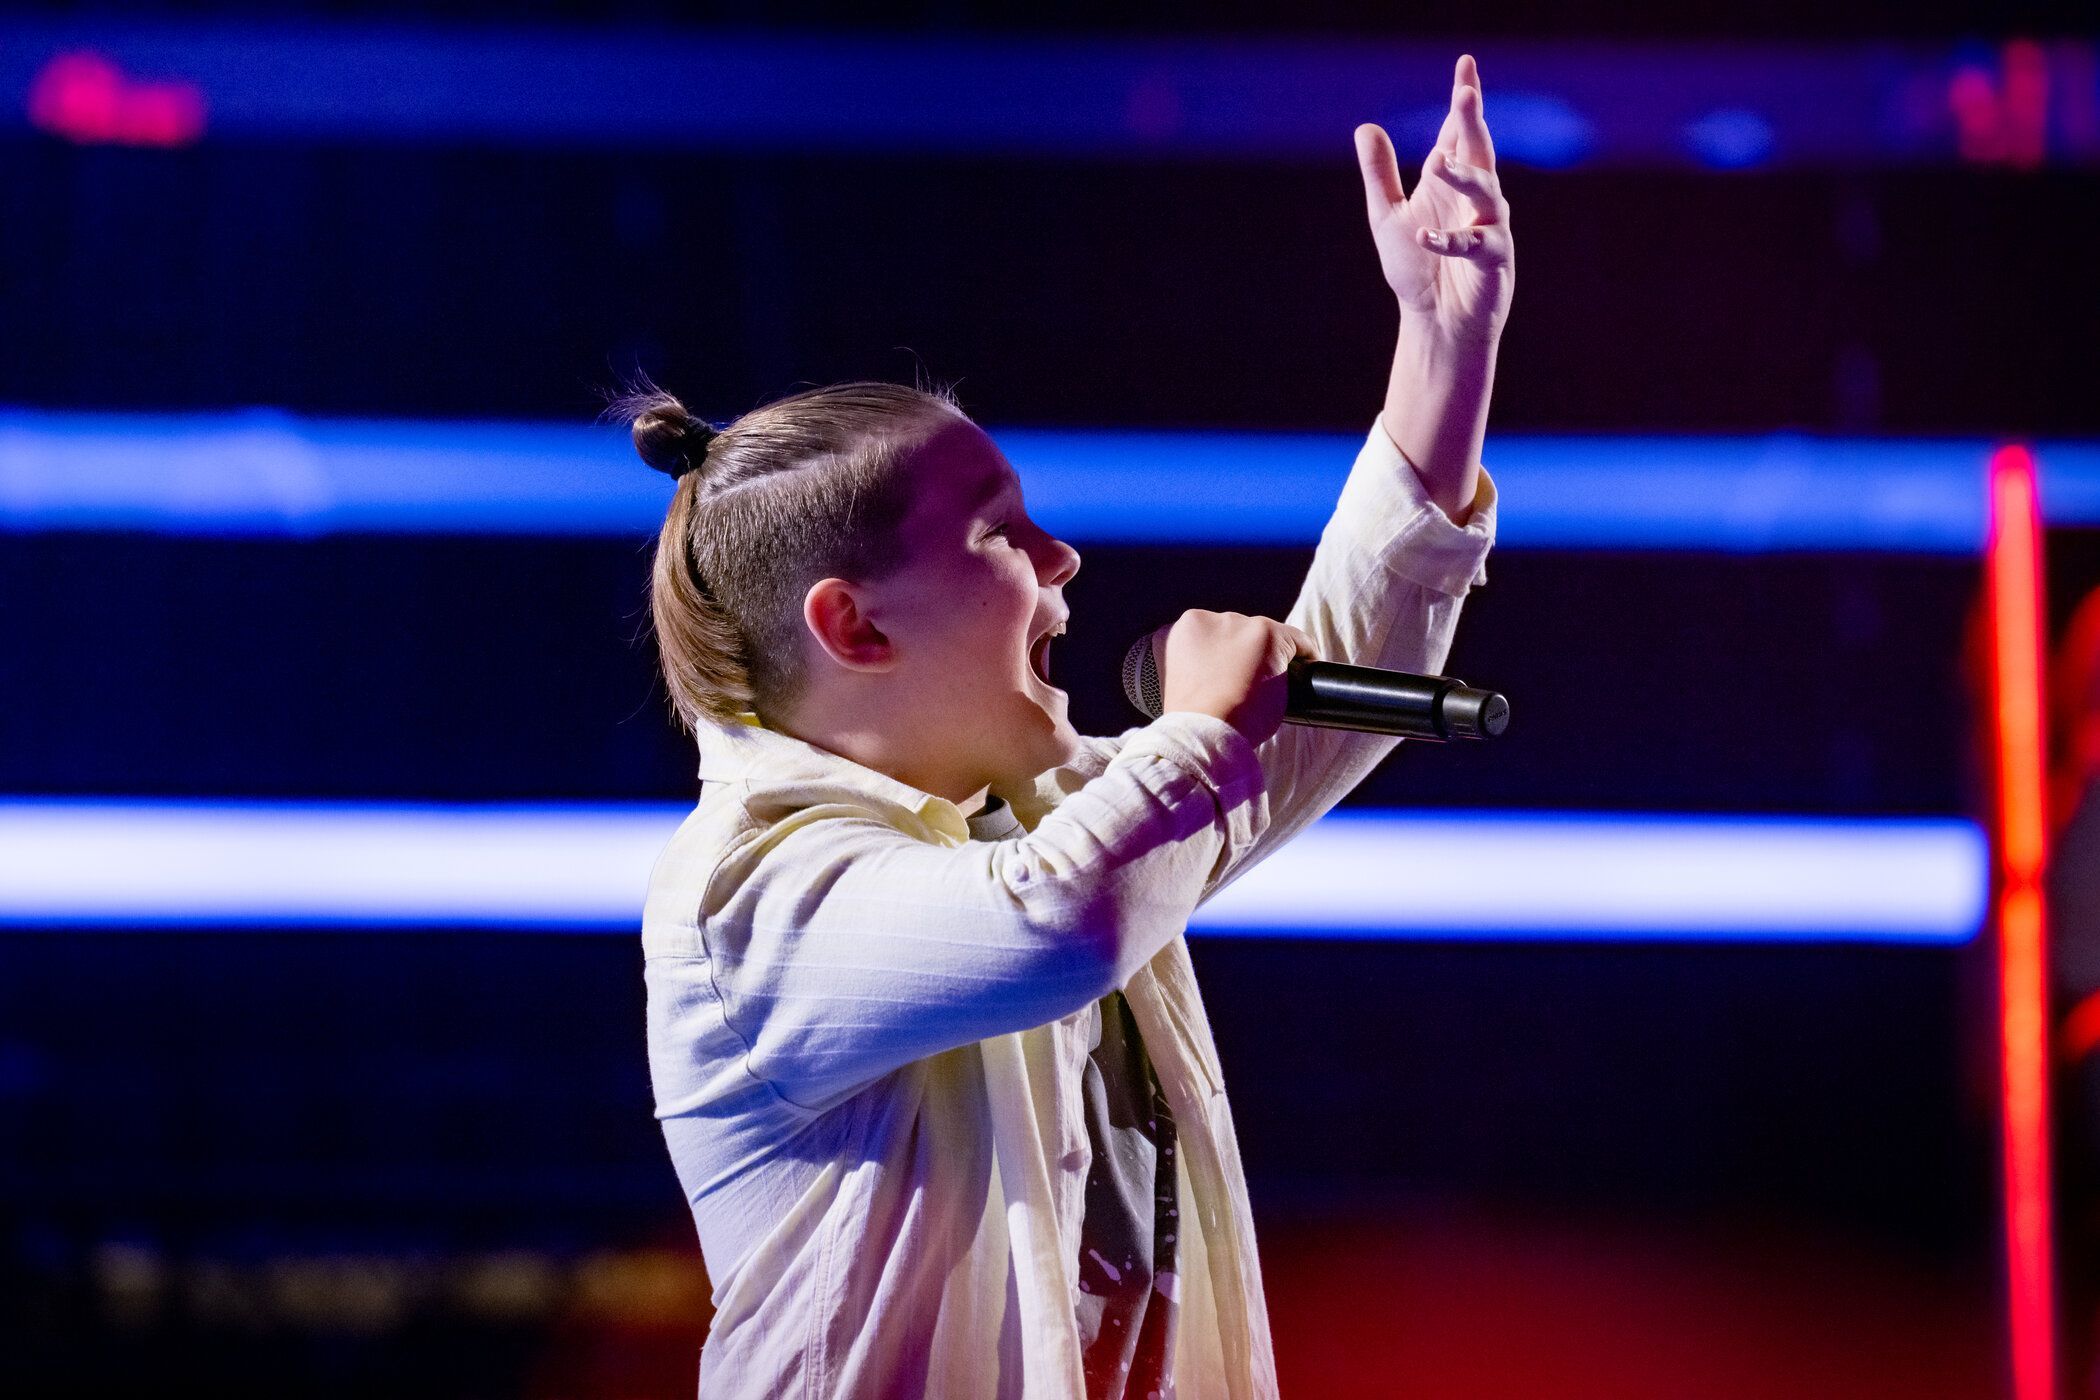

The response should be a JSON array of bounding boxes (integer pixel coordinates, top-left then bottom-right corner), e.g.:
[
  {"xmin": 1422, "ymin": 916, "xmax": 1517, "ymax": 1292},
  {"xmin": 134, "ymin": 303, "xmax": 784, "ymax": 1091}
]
[
  {"xmin": 1190, "ymin": 810, "xmax": 1986, "ymax": 941},
  {"xmin": 0, "ymin": 801, "xmax": 677, "ymax": 928},
  {"xmin": 0, "ymin": 801, "xmax": 1984, "ymax": 942}
]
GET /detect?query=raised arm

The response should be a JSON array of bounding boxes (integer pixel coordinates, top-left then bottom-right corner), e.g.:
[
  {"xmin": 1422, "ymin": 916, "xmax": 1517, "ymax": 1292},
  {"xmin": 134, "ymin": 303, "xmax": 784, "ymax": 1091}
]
[
  {"xmin": 1195, "ymin": 53, "xmax": 1514, "ymax": 904},
  {"xmin": 1359, "ymin": 51, "xmax": 1514, "ymax": 521}
]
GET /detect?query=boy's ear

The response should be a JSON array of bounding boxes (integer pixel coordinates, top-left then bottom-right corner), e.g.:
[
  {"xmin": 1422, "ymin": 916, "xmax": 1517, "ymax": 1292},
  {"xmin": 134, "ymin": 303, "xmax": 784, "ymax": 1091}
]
[{"xmin": 803, "ymin": 578, "xmax": 896, "ymax": 672}]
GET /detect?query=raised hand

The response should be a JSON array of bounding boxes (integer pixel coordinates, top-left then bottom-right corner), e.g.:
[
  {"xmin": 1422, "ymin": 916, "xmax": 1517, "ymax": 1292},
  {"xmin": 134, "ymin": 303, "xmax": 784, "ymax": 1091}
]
[{"xmin": 1354, "ymin": 54, "xmax": 1514, "ymax": 346}]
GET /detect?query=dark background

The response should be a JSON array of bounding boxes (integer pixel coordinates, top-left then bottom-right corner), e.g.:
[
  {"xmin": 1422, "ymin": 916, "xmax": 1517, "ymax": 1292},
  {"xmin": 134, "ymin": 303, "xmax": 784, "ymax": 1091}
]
[{"xmin": 4, "ymin": 2, "xmax": 2096, "ymax": 1396}]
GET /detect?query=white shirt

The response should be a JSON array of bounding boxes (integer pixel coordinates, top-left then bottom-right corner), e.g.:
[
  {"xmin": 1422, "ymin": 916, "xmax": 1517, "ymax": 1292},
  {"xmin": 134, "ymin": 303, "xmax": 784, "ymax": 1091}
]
[{"xmin": 642, "ymin": 417, "xmax": 1498, "ymax": 1398}]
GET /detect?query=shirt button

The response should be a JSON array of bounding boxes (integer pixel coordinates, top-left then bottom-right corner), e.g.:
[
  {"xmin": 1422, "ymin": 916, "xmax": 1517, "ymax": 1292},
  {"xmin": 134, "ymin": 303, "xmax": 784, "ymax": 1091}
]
[{"xmin": 1060, "ymin": 1148, "xmax": 1086, "ymax": 1172}]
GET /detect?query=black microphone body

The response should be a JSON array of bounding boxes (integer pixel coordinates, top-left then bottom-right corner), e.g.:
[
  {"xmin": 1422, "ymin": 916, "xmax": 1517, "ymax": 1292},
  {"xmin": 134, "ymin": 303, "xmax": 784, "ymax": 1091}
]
[{"xmin": 1121, "ymin": 636, "xmax": 1509, "ymax": 742}]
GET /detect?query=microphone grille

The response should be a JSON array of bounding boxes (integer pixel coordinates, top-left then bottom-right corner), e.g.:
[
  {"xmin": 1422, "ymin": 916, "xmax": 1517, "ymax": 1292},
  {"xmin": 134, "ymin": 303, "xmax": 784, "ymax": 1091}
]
[{"xmin": 1121, "ymin": 632, "xmax": 1163, "ymax": 718}]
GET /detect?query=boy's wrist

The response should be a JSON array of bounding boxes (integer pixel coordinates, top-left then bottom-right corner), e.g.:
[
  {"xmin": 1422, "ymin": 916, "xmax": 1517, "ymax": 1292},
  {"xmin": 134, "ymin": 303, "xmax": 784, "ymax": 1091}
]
[
  {"xmin": 1394, "ymin": 310, "xmax": 1501, "ymax": 376},
  {"xmin": 1394, "ymin": 283, "xmax": 1508, "ymax": 346},
  {"xmin": 1384, "ymin": 314, "xmax": 1497, "ymax": 515}
]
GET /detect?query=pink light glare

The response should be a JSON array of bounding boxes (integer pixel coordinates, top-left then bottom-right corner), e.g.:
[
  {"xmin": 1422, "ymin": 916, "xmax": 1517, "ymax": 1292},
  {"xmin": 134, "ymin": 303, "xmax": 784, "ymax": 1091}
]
[
  {"xmin": 1950, "ymin": 40, "xmax": 2050, "ymax": 169},
  {"xmin": 27, "ymin": 51, "xmax": 206, "ymax": 148}
]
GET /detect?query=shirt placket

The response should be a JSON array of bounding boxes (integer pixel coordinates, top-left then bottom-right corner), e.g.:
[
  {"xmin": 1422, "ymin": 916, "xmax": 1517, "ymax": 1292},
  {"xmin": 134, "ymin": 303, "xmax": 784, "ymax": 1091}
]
[{"xmin": 1053, "ymin": 1000, "xmax": 1096, "ymax": 1269}]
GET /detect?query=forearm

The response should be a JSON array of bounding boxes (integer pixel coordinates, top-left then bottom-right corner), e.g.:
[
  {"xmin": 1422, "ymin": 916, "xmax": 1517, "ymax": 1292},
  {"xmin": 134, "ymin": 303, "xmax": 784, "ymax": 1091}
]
[
  {"xmin": 702, "ymin": 710, "xmax": 1268, "ymax": 1110},
  {"xmin": 1191, "ymin": 414, "xmax": 1494, "ymax": 906},
  {"xmin": 1379, "ymin": 313, "xmax": 1499, "ymax": 526}
]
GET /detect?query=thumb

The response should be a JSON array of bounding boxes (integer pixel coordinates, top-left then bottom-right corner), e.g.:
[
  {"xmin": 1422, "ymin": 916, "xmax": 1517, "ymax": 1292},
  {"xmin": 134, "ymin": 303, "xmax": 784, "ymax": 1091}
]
[{"xmin": 1354, "ymin": 123, "xmax": 1406, "ymax": 220}]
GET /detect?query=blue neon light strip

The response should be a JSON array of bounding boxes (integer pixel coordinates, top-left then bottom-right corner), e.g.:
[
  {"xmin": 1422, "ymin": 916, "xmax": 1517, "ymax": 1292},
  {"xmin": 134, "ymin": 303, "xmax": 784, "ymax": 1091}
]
[
  {"xmin": 2043, "ymin": 444, "xmax": 2100, "ymax": 525},
  {"xmin": 3, "ymin": 22, "xmax": 2096, "ymax": 170},
  {"xmin": 0, "ymin": 800, "xmax": 1984, "ymax": 942},
  {"xmin": 7, "ymin": 407, "xmax": 2095, "ymax": 550}
]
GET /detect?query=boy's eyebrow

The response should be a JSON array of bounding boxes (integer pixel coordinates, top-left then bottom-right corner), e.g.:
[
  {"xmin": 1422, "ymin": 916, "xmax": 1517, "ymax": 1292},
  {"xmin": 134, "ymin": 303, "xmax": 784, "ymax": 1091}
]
[{"xmin": 964, "ymin": 468, "xmax": 1019, "ymax": 514}]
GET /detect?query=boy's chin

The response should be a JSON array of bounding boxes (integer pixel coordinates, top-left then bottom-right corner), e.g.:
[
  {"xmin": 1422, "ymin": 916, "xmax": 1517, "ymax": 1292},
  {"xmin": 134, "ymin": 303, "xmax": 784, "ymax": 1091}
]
[
  {"xmin": 1042, "ymin": 718, "xmax": 1085, "ymax": 770},
  {"xmin": 992, "ymin": 704, "xmax": 1083, "ymax": 785}
]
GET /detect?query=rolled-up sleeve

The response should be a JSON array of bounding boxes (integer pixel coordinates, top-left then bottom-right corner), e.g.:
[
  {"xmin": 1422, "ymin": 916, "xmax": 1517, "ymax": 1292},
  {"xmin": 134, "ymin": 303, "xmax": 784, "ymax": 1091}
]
[{"xmin": 1195, "ymin": 415, "xmax": 1498, "ymax": 906}]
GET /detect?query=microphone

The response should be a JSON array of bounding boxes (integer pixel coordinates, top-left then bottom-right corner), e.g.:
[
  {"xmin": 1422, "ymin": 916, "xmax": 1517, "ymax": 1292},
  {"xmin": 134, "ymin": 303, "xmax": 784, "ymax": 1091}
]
[{"xmin": 1121, "ymin": 632, "xmax": 1509, "ymax": 742}]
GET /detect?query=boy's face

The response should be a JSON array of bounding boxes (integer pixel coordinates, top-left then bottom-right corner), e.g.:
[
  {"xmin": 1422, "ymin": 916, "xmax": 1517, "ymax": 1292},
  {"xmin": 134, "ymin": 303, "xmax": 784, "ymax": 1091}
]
[{"xmin": 863, "ymin": 418, "xmax": 1086, "ymax": 798}]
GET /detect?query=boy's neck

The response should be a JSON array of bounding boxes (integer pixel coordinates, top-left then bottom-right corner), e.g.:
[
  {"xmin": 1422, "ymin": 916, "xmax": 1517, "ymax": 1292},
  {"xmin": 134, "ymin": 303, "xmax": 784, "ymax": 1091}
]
[{"xmin": 760, "ymin": 706, "xmax": 996, "ymax": 818}]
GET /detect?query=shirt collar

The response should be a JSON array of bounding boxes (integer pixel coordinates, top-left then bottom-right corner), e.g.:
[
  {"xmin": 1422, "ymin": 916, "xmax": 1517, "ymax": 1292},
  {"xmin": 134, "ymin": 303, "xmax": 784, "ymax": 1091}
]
[
  {"xmin": 963, "ymin": 791, "xmax": 1024, "ymax": 842},
  {"xmin": 696, "ymin": 710, "xmax": 978, "ymax": 843}
]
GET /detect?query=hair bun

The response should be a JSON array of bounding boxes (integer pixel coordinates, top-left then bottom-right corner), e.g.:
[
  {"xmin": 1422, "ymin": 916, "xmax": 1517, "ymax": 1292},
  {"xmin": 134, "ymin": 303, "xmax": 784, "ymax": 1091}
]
[
  {"xmin": 674, "ymin": 419, "xmax": 721, "ymax": 479},
  {"xmin": 630, "ymin": 399, "xmax": 718, "ymax": 481}
]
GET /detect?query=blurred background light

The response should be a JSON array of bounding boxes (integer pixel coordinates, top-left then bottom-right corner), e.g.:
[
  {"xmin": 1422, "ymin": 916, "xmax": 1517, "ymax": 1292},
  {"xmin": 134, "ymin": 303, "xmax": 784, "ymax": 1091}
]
[
  {"xmin": 1, "ymin": 26, "xmax": 2094, "ymax": 167},
  {"xmin": 0, "ymin": 799, "xmax": 1986, "ymax": 940},
  {"xmin": 1684, "ymin": 107, "xmax": 1776, "ymax": 167},
  {"xmin": 7, "ymin": 408, "xmax": 2097, "ymax": 549}
]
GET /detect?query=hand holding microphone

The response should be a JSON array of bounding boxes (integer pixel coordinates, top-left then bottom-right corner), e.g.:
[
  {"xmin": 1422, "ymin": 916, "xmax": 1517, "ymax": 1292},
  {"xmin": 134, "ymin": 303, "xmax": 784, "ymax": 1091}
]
[
  {"xmin": 1140, "ymin": 611, "xmax": 1318, "ymax": 748},
  {"xmin": 1123, "ymin": 611, "xmax": 1509, "ymax": 746}
]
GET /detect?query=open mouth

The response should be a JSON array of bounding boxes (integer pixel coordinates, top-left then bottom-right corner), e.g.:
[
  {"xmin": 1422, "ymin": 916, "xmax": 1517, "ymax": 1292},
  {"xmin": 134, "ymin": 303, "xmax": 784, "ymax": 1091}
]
[{"xmin": 1028, "ymin": 620, "xmax": 1066, "ymax": 687}]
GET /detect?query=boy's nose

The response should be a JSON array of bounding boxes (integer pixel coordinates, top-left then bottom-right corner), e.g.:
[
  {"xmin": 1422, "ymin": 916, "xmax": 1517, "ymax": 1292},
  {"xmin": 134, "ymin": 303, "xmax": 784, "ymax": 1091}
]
[{"xmin": 1043, "ymin": 538, "xmax": 1081, "ymax": 586}]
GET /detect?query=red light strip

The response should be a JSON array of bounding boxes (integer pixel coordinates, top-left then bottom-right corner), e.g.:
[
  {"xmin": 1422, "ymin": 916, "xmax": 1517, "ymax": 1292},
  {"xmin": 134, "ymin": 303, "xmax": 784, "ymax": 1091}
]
[
  {"xmin": 2062, "ymin": 987, "xmax": 2100, "ymax": 1064},
  {"xmin": 1989, "ymin": 443, "xmax": 2054, "ymax": 1400}
]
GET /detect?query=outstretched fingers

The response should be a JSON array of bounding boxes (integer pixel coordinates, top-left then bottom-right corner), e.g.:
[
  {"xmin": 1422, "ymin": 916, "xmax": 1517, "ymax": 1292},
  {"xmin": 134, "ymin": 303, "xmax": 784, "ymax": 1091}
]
[
  {"xmin": 1452, "ymin": 55, "xmax": 1497, "ymax": 171},
  {"xmin": 1415, "ymin": 223, "xmax": 1512, "ymax": 264},
  {"xmin": 1426, "ymin": 148, "xmax": 1507, "ymax": 221}
]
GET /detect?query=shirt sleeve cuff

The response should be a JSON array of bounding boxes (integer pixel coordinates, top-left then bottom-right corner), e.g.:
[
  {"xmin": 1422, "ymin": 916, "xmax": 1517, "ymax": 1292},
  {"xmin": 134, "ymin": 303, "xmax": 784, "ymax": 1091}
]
[
  {"xmin": 1136, "ymin": 710, "xmax": 1262, "ymax": 801},
  {"xmin": 1331, "ymin": 415, "xmax": 1499, "ymax": 597},
  {"xmin": 1140, "ymin": 710, "xmax": 1267, "ymax": 874}
]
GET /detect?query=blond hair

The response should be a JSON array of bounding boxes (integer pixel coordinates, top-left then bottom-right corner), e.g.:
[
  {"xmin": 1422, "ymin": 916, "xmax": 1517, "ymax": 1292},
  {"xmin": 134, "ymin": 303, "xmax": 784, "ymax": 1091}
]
[{"xmin": 607, "ymin": 375, "xmax": 968, "ymax": 732}]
